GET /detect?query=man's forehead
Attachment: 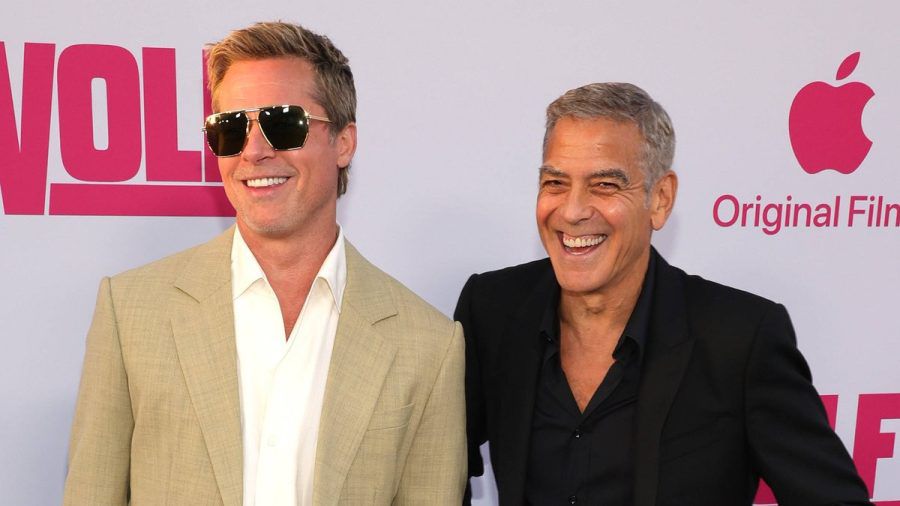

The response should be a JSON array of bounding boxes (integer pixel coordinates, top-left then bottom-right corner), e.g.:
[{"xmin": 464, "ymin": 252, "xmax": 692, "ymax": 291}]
[
  {"xmin": 220, "ymin": 57, "xmax": 311, "ymax": 83},
  {"xmin": 216, "ymin": 58, "xmax": 318, "ymax": 109},
  {"xmin": 544, "ymin": 119, "xmax": 643, "ymax": 169},
  {"xmin": 225, "ymin": 79, "xmax": 303, "ymax": 93},
  {"xmin": 551, "ymin": 116, "xmax": 641, "ymax": 141}
]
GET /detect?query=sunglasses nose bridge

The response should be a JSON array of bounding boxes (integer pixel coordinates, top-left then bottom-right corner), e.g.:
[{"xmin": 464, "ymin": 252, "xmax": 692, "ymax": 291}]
[{"xmin": 243, "ymin": 115, "xmax": 277, "ymax": 154}]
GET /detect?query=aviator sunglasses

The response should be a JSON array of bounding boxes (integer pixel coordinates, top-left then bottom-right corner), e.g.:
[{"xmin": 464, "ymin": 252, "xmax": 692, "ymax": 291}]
[{"xmin": 203, "ymin": 105, "xmax": 331, "ymax": 157}]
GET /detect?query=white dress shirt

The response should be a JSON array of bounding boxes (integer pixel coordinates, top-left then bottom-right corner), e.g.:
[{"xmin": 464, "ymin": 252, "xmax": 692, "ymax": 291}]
[{"xmin": 231, "ymin": 226, "xmax": 346, "ymax": 506}]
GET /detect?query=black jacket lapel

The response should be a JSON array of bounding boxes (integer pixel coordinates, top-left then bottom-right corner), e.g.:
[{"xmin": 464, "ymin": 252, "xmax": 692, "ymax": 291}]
[
  {"xmin": 494, "ymin": 265, "xmax": 557, "ymax": 505},
  {"xmin": 633, "ymin": 251, "xmax": 695, "ymax": 506}
]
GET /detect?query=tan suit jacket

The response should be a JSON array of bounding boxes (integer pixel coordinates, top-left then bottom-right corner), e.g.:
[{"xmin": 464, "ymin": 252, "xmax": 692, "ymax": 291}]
[{"xmin": 63, "ymin": 228, "xmax": 466, "ymax": 505}]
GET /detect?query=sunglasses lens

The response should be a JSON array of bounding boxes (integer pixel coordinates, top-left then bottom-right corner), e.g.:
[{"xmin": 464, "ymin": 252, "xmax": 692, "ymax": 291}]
[
  {"xmin": 259, "ymin": 105, "xmax": 309, "ymax": 150},
  {"xmin": 205, "ymin": 112, "xmax": 248, "ymax": 157}
]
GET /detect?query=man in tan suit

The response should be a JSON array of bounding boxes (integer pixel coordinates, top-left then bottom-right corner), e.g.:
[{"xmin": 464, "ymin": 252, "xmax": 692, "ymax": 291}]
[{"xmin": 64, "ymin": 21, "xmax": 465, "ymax": 505}]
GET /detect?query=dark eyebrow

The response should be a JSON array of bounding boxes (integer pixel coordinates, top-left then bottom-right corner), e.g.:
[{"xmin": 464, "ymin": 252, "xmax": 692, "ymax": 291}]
[
  {"xmin": 539, "ymin": 166, "xmax": 631, "ymax": 185},
  {"xmin": 589, "ymin": 168, "xmax": 630, "ymax": 185},
  {"xmin": 539, "ymin": 166, "xmax": 567, "ymax": 178}
]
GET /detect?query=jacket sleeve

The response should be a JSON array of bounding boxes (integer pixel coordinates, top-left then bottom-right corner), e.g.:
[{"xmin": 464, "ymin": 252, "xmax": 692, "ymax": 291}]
[
  {"xmin": 454, "ymin": 274, "xmax": 487, "ymax": 482},
  {"xmin": 395, "ymin": 321, "xmax": 467, "ymax": 504},
  {"xmin": 744, "ymin": 303, "xmax": 872, "ymax": 505},
  {"xmin": 63, "ymin": 277, "xmax": 133, "ymax": 506},
  {"xmin": 454, "ymin": 274, "xmax": 489, "ymax": 506}
]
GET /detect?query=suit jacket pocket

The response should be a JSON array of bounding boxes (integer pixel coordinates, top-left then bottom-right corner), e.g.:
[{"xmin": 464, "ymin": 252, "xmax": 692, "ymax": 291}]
[
  {"xmin": 366, "ymin": 402, "xmax": 414, "ymax": 431},
  {"xmin": 659, "ymin": 417, "xmax": 729, "ymax": 464}
]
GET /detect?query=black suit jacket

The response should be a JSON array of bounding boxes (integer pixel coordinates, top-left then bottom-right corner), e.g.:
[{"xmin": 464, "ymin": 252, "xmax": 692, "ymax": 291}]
[{"xmin": 455, "ymin": 249, "xmax": 871, "ymax": 505}]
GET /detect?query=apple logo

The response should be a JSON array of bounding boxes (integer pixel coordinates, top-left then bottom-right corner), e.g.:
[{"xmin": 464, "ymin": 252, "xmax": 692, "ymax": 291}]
[{"xmin": 788, "ymin": 52, "xmax": 874, "ymax": 174}]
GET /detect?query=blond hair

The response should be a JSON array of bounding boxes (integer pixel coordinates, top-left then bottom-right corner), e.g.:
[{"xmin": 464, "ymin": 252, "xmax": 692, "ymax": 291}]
[{"xmin": 207, "ymin": 21, "xmax": 356, "ymax": 196}]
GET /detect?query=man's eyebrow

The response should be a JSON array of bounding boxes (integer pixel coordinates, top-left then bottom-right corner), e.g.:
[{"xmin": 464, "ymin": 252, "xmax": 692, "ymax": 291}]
[
  {"xmin": 539, "ymin": 166, "xmax": 567, "ymax": 177},
  {"xmin": 588, "ymin": 168, "xmax": 630, "ymax": 185},
  {"xmin": 539, "ymin": 166, "xmax": 631, "ymax": 185}
]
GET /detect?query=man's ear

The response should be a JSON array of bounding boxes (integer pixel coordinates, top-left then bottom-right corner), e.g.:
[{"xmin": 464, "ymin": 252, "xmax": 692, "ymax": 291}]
[
  {"xmin": 650, "ymin": 171, "xmax": 678, "ymax": 231},
  {"xmin": 335, "ymin": 122, "xmax": 357, "ymax": 169}
]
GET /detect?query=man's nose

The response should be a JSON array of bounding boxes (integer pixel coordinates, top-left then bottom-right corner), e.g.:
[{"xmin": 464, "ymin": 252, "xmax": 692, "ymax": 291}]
[
  {"xmin": 241, "ymin": 118, "xmax": 275, "ymax": 162},
  {"xmin": 560, "ymin": 188, "xmax": 594, "ymax": 223}
]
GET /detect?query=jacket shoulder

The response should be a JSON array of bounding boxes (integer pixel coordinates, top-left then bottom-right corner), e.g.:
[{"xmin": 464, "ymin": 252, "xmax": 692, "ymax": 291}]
[
  {"xmin": 106, "ymin": 229, "xmax": 231, "ymax": 302},
  {"xmin": 675, "ymin": 265, "xmax": 781, "ymax": 316},
  {"xmin": 465, "ymin": 258, "xmax": 552, "ymax": 300},
  {"xmin": 347, "ymin": 245, "xmax": 457, "ymax": 342},
  {"xmin": 112, "ymin": 241, "xmax": 209, "ymax": 284},
  {"xmin": 657, "ymin": 258, "xmax": 789, "ymax": 346},
  {"xmin": 387, "ymin": 269, "xmax": 455, "ymax": 331}
]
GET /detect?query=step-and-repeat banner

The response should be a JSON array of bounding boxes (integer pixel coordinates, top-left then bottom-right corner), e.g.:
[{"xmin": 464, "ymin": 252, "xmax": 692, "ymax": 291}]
[{"xmin": 1, "ymin": 1, "xmax": 897, "ymax": 504}]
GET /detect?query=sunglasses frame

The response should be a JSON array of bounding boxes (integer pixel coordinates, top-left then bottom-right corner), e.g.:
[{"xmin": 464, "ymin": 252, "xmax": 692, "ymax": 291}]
[{"xmin": 202, "ymin": 104, "xmax": 332, "ymax": 157}]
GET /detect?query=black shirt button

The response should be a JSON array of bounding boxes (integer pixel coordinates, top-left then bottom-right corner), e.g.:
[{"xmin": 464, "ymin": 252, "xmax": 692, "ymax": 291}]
[
  {"xmin": 573, "ymin": 428, "xmax": 582, "ymax": 438},
  {"xmin": 568, "ymin": 495, "xmax": 577, "ymax": 504}
]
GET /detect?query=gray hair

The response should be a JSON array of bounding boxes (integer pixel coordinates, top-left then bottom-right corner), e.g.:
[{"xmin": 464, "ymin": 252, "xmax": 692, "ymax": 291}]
[{"xmin": 543, "ymin": 83, "xmax": 675, "ymax": 188}]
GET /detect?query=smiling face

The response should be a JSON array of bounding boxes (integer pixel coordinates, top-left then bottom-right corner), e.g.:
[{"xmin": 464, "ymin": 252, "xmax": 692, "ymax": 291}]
[
  {"xmin": 537, "ymin": 116, "xmax": 676, "ymax": 300},
  {"xmin": 215, "ymin": 57, "xmax": 356, "ymax": 242}
]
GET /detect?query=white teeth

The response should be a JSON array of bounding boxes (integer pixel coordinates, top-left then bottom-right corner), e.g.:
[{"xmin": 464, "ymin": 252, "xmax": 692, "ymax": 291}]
[
  {"xmin": 246, "ymin": 177, "xmax": 288, "ymax": 188},
  {"xmin": 562, "ymin": 234, "xmax": 605, "ymax": 248}
]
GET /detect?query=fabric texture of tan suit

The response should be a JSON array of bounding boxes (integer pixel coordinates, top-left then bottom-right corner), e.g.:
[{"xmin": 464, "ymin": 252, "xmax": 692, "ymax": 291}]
[{"xmin": 64, "ymin": 227, "xmax": 466, "ymax": 505}]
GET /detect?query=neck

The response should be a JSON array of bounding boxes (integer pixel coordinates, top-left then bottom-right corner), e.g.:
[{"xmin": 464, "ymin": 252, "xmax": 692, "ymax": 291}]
[
  {"xmin": 558, "ymin": 257, "xmax": 648, "ymax": 347},
  {"xmin": 238, "ymin": 220, "xmax": 338, "ymax": 282},
  {"xmin": 237, "ymin": 220, "xmax": 339, "ymax": 339}
]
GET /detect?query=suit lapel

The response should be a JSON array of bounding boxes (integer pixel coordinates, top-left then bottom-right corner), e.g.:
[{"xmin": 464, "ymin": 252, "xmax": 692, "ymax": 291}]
[
  {"xmin": 633, "ymin": 251, "xmax": 694, "ymax": 506},
  {"xmin": 171, "ymin": 228, "xmax": 243, "ymax": 506},
  {"xmin": 313, "ymin": 243, "xmax": 398, "ymax": 506},
  {"xmin": 495, "ymin": 265, "xmax": 556, "ymax": 504}
]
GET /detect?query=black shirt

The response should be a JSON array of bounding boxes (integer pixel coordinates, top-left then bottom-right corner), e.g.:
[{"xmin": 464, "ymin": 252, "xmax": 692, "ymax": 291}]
[{"xmin": 524, "ymin": 257, "xmax": 656, "ymax": 506}]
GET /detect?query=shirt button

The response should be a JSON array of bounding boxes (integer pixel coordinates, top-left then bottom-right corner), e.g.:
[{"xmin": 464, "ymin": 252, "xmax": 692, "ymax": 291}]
[
  {"xmin": 573, "ymin": 428, "xmax": 582, "ymax": 439},
  {"xmin": 568, "ymin": 495, "xmax": 577, "ymax": 504},
  {"xmin": 266, "ymin": 435, "xmax": 278, "ymax": 447}
]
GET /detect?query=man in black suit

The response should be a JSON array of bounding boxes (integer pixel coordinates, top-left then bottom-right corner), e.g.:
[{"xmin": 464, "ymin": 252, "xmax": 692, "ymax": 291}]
[{"xmin": 456, "ymin": 83, "xmax": 871, "ymax": 505}]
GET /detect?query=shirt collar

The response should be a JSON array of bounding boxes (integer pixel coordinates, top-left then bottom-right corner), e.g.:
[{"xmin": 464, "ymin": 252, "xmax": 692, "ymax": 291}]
[{"xmin": 230, "ymin": 225, "xmax": 347, "ymax": 312}]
